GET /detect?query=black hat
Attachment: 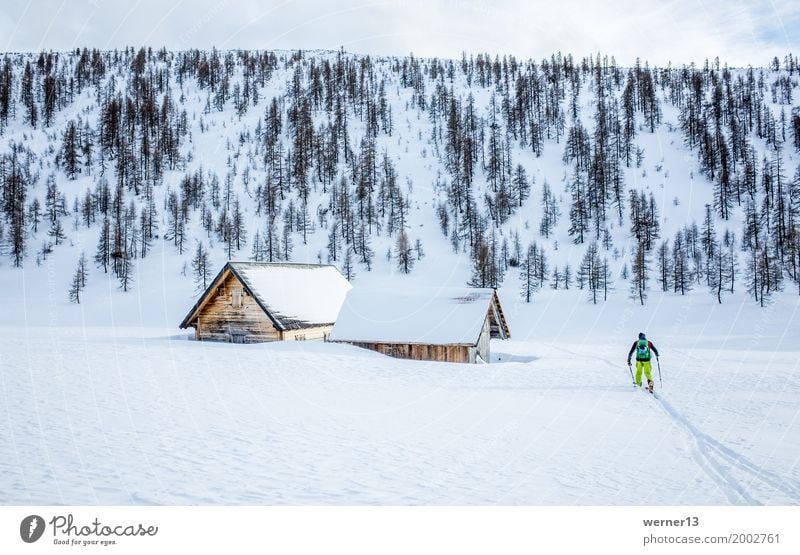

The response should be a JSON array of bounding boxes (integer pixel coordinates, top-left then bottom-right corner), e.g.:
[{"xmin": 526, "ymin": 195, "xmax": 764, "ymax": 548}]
[{"xmin": 638, "ymin": 332, "xmax": 646, "ymax": 339}]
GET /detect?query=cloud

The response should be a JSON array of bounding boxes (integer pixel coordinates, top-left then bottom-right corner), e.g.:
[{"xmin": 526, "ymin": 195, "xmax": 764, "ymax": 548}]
[{"xmin": 0, "ymin": 0, "xmax": 796, "ymax": 66}]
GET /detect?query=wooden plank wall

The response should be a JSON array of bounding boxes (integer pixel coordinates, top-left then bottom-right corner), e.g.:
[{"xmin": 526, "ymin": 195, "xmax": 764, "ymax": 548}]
[
  {"xmin": 282, "ymin": 326, "xmax": 331, "ymax": 341},
  {"xmin": 349, "ymin": 342, "xmax": 472, "ymax": 363},
  {"xmin": 196, "ymin": 273, "xmax": 282, "ymax": 342},
  {"xmin": 476, "ymin": 316, "xmax": 491, "ymax": 362},
  {"xmin": 488, "ymin": 293, "xmax": 510, "ymax": 339}
]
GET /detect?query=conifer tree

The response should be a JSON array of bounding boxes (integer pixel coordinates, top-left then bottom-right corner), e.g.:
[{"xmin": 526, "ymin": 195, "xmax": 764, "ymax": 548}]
[
  {"xmin": 191, "ymin": 241, "xmax": 211, "ymax": 292},
  {"xmin": 342, "ymin": 245, "xmax": 356, "ymax": 281},
  {"xmin": 68, "ymin": 252, "xmax": 88, "ymax": 303},
  {"xmin": 519, "ymin": 243, "xmax": 537, "ymax": 303},
  {"xmin": 395, "ymin": 229, "xmax": 414, "ymax": 274},
  {"xmin": 630, "ymin": 242, "xmax": 649, "ymax": 305}
]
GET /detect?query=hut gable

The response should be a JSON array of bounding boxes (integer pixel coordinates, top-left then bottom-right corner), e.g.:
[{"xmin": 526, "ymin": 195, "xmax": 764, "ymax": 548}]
[
  {"xmin": 179, "ymin": 262, "xmax": 351, "ymax": 342},
  {"xmin": 328, "ymin": 287, "xmax": 510, "ymax": 363}
]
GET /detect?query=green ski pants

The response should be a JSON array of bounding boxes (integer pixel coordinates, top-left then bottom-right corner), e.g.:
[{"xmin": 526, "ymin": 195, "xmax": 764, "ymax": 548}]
[{"xmin": 635, "ymin": 361, "xmax": 653, "ymax": 387}]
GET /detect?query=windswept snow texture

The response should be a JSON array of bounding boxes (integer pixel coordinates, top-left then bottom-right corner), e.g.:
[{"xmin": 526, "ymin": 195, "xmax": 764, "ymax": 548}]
[
  {"xmin": 1, "ymin": 317, "xmax": 798, "ymax": 505},
  {"xmin": 329, "ymin": 287, "xmax": 496, "ymax": 344}
]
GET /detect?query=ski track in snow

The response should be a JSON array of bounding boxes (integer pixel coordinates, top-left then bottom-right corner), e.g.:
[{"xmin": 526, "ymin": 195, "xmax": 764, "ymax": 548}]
[
  {"xmin": 571, "ymin": 345, "xmax": 761, "ymax": 504},
  {"xmin": 652, "ymin": 392, "xmax": 800, "ymax": 505},
  {"xmin": 645, "ymin": 391, "xmax": 757, "ymax": 505},
  {"xmin": 551, "ymin": 347, "xmax": 800, "ymax": 505}
]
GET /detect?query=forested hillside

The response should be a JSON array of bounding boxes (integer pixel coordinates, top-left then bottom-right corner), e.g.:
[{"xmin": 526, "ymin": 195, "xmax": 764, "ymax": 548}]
[{"xmin": 0, "ymin": 47, "xmax": 798, "ymax": 313}]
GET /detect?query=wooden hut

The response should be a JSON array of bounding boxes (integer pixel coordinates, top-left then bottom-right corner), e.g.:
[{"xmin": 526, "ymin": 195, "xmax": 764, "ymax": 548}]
[
  {"xmin": 179, "ymin": 261, "xmax": 351, "ymax": 343},
  {"xmin": 328, "ymin": 287, "xmax": 510, "ymax": 363}
]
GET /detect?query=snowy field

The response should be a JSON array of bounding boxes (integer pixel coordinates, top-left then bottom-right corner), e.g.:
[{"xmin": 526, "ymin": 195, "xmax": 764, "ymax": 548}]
[{"xmin": 2, "ymin": 293, "xmax": 798, "ymax": 505}]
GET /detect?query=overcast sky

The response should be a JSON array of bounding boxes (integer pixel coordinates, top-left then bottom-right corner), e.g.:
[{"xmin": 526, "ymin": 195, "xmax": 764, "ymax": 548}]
[{"xmin": 2, "ymin": 0, "xmax": 798, "ymax": 66}]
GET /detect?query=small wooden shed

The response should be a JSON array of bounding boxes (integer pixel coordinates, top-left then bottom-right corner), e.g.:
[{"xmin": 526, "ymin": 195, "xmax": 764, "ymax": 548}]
[
  {"xmin": 179, "ymin": 261, "xmax": 351, "ymax": 343},
  {"xmin": 328, "ymin": 287, "xmax": 510, "ymax": 363}
]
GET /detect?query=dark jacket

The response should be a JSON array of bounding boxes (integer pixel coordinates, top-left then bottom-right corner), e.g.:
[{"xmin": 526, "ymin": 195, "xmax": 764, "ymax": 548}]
[{"xmin": 628, "ymin": 340, "xmax": 659, "ymax": 363}]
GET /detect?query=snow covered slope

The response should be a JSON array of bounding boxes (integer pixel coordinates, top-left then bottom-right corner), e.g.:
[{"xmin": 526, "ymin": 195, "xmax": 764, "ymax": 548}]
[{"xmin": 1, "ymin": 325, "xmax": 798, "ymax": 505}]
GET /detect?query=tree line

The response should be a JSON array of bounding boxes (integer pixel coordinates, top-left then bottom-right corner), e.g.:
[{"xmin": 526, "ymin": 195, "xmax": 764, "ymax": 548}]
[{"xmin": 0, "ymin": 47, "xmax": 797, "ymax": 307}]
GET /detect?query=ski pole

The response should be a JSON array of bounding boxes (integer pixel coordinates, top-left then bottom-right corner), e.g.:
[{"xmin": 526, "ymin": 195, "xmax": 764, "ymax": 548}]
[
  {"xmin": 657, "ymin": 357, "xmax": 662, "ymax": 388},
  {"xmin": 627, "ymin": 361, "xmax": 635, "ymax": 385}
]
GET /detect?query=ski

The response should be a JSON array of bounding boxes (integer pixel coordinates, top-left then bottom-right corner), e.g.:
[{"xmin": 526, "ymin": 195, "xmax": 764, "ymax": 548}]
[
  {"xmin": 635, "ymin": 384, "xmax": 659, "ymax": 399},
  {"xmin": 645, "ymin": 387, "xmax": 659, "ymax": 400}
]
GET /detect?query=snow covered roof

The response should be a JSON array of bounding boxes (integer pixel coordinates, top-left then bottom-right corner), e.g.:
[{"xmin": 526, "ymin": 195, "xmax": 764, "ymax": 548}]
[
  {"xmin": 180, "ymin": 262, "xmax": 351, "ymax": 330},
  {"xmin": 328, "ymin": 287, "xmax": 510, "ymax": 345}
]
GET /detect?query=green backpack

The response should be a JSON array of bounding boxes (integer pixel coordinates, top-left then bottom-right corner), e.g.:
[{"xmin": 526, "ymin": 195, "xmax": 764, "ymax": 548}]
[{"xmin": 636, "ymin": 339, "xmax": 651, "ymax": 361}]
